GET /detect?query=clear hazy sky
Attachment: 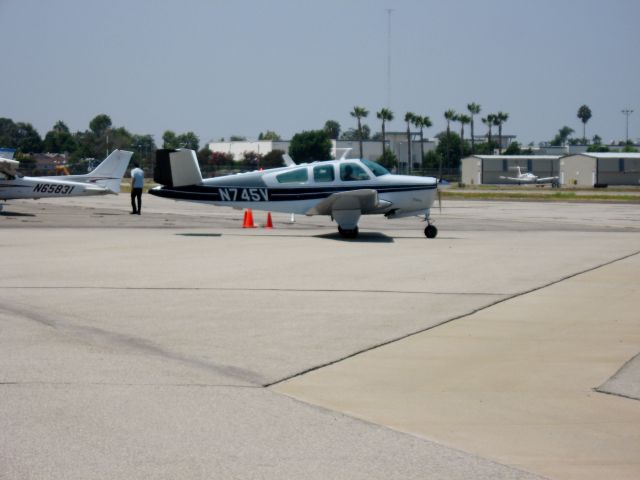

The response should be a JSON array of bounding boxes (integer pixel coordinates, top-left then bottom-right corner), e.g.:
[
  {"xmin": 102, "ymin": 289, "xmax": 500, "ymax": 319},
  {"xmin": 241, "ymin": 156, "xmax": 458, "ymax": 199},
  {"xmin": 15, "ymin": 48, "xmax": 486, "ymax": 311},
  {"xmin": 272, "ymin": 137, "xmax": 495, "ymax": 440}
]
[{"xmin": 1, "ymin": 0, "xmax": 638, "ymax": 147}]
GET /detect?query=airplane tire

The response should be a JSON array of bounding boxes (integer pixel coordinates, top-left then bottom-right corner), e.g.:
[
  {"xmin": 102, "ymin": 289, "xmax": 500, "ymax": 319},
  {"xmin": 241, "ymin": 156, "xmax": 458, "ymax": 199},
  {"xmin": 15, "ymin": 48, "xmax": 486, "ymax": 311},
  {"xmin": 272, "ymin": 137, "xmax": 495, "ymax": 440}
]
[
  {"xmin": 424, "ymin": 224, "xmax": 438, "ymax": 238},
  {"xmin": 338, "ymin": 226, "xmax": 359, "ymax": 239}
]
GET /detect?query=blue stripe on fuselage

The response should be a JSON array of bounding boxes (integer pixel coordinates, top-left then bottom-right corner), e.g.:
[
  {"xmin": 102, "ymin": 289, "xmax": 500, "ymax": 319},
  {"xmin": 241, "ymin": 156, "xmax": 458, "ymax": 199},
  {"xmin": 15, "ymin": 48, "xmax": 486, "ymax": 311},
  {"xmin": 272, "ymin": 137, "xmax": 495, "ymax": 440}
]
[{"xmin": 149, "ymin": 183, "xmax": 436, "ymax": 202}]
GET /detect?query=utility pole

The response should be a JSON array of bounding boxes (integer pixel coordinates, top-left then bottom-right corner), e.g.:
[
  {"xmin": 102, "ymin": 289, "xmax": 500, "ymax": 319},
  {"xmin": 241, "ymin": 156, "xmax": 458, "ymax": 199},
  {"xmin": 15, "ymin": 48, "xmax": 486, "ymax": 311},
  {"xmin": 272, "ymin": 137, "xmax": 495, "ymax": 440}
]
[{"xmin": 621, "ymin": 109, "xmax": 634, "ymax": 143}]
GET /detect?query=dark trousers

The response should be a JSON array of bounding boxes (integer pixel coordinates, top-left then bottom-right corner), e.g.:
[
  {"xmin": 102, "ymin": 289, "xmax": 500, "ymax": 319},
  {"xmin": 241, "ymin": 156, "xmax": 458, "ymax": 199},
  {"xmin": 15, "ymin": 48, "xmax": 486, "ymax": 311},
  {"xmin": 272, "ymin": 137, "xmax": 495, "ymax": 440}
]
[{"xmin": 131, "ymin": 188, "xmax": 142, "ymax": 213}]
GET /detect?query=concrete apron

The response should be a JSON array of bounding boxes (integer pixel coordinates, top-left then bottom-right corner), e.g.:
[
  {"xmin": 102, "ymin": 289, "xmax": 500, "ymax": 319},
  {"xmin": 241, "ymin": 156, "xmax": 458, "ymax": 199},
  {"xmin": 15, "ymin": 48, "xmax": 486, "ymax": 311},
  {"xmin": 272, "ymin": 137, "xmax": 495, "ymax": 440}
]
[{"xmin": 273, "ymin": 253, "xmax": 640, "ymax": 480}]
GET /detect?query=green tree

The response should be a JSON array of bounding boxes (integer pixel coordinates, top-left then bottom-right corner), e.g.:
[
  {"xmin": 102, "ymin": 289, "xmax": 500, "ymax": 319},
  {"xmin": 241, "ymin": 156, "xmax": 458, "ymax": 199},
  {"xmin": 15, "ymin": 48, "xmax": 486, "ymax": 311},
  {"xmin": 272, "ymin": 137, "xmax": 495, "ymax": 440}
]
[
  {"xmin": 467, "ymin": 102, "xmax": 481, "ymax": 153},
  {"xmin": 436, "ymin": 131, "xmax": 467, "ymax": 171},
  {"xmin": 340, "ymin": 125, "xmax": 370, "ymax": 141},
  {"xmin": 550, "ymin": 126, "xmax": 575, "ymax": 146},
  {"xmin": 503, "ymin": 141, "xmax": 521, "ymax": 155},
  {"xmin": 586, "ymin": 144, "xmax": 610, "ymax": 152},
  {"xmin": 456, "ymin": 113, "xmax": 471, "ymax": 160},
  {"xmin": 376, "ymin": 108, "xmax": 394, "ymax": 157},
  {"xmin": 622, "ymin": 144, "xmax": 638, "ymax": 152},
  {"xmin": 258, "ymin": 130, "xmax": 281, "ymax": 141},
  {"xmin": 289, "ymin": 130, "xmax": 331, "ymax": 162},
  {"xmin": 43, "ymin": 120, "xmax": 77, "ymax": 153},
  {"xmin": 350, "ymin": 106, "xmax": 369, "ymax": 159},
  {"xmin": 422, "ymin": 150, "xmax": 442, "ymax": 170},
  {"xmin": 177, "ymin": 131, "xmax": 199, "ymax": 150},
  {"xmin": 230, "ymin": 135, "xmax": 247, "ymax": 141},
  {"xmin": 404, "ymin": 112, "xmax": 415, "ymax": 174},
  {"xmin": 197, "ymin": 146, "xmax": 212, "ymax": 165},
  {"xmin": 14, "ymin": 122, "xmax": 43, "ymax": 153},
  {"xmin": 0, "ymin": 118, "xmax": 43, "ymax": 153},
  {"xmin": 413, "ymin": 115, "xmax": 432, "ymax": 167},
  {"xmin": 323, "ymin": 120, "xmax": 341, "ymax": 140},
  {"xmin": 577, "ymin": 105, "xmax": 592, "ymax": 143},
  {"xmin": 262, "ymin": 149, "xmax": 285, "ymax": 168},
  {"xmin": 162, "ymin": 130, "xmax": 179, "ymax": 149},
  {"xmin": 482, "ymin": 114, "xmax": 495, "ymax": 149},
  {"xmin": 89, "ymin": 114, "xmax": 112, "ymax": 136},
  {"xmin": 0, "ymin": 117, "xmax": 18, "ymax": 147},
  {"xmin": 457, "ymin": 114, "xmax": 471, "ymax": 145},
  {"xmin": 495, "ymin": 111, "xmax": 509, "ymax": 154},
  {"xmin": 443, "ymin": 109, "xmax": 457, "ymax": 176},
  {"xmin": 132, "ymin": 134, "xmax": 156, "ymax": 169},
  {"xmin": 377, "ymin": 149, "xmax": 397, "ymax": 170}
]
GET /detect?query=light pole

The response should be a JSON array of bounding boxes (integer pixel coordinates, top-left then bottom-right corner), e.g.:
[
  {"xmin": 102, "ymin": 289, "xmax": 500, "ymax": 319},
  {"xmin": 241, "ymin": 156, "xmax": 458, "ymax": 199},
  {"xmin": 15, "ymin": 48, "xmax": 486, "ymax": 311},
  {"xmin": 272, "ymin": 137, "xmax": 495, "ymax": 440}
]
[
  {"xmin": 386, "ymin": 9, "xmax": 394, "ymax": 109},
  {"xmin": 622, "ymin": 109, "xmax": 633, "ymax": 143}
]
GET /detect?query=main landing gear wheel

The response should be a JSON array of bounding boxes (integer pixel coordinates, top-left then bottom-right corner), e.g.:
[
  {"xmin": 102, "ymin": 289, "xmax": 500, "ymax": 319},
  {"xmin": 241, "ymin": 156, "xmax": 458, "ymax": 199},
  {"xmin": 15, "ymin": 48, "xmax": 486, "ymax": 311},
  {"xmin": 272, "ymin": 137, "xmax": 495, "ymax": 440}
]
[
  {"xmin": 338, "ymin": 226, "xmax": 359, "ymax": 239},
  {"xmin": 424, "ymin": 224, "xmax": 438, "ymax": 238}
]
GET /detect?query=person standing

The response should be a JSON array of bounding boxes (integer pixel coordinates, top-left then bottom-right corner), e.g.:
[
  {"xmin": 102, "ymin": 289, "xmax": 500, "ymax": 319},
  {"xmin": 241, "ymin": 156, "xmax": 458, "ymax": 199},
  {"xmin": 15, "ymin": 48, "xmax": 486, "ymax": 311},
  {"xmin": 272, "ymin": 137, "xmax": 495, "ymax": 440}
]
[{"xmin": 130, "ymin": 162, "xmax": 144, "ymax": 215}]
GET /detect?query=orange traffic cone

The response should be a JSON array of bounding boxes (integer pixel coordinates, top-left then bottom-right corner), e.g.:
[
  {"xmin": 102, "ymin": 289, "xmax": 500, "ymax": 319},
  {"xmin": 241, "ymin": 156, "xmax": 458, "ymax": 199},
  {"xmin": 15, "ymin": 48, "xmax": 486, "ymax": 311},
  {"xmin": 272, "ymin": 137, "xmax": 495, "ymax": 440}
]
[
  {"xmin": 264, "ymin": 212, "xmax": 273, "ymax": 229},
  {"xmin": 242, "ymin": 209, "xmax": 256, "ymax": 228}
]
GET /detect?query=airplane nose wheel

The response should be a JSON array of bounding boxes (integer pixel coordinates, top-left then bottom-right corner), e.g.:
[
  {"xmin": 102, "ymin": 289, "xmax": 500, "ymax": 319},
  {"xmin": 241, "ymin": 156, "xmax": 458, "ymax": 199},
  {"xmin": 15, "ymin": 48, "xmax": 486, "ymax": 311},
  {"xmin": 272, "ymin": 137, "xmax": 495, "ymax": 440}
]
[
  {"xmin": 338, "ymin": 226, "xmax": 359, "ymax": 239},
  {"xmin": 424, "ymin": 224, "xmax": 438, "ymax": 238}
]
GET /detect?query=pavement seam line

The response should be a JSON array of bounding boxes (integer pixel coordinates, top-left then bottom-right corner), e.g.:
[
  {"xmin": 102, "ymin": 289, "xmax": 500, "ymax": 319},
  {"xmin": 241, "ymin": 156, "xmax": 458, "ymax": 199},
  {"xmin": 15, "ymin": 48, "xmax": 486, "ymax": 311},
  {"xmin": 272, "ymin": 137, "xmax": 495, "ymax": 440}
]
[
  {"xmin": 0, "ymin": 286, "xmax": 506, "ymax": 296},
  {"xmin": 265, "ymin": 249, "xmax": 640, "ymax": 388}
]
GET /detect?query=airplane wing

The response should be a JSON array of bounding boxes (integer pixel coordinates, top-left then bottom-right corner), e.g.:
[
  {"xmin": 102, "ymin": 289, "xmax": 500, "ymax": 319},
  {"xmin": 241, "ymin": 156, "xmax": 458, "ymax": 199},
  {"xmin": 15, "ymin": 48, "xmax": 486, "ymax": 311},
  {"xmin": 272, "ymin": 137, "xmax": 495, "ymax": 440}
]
[
  {"xmin": 305, "ymin": 189, "xmax": 391, "ymax": 216},
  {"xmin": 536, "ymin": 176, "xmax": 559, "ymax": 183},
  {"xmin": 0, "ymin": 158, "xmax": 19, "ymax": 176}
]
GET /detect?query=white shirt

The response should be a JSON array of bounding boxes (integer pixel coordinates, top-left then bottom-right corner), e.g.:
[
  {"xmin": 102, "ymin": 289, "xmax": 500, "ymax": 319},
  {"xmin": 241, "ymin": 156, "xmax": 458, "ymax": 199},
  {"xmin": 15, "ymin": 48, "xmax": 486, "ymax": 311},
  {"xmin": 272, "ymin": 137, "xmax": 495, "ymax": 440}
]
[{"xmin": 131, "ymin": 167, "xmax": 144, "ymax": 189}]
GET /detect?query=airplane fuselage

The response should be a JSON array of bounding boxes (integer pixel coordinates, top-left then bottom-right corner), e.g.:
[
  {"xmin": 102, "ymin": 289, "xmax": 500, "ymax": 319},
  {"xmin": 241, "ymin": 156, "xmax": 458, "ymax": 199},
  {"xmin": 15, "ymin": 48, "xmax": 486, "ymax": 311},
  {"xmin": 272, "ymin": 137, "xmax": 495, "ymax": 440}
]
[
  {"xmin": 0, "ymin": 176, "xmax": 111, "ymax": 201},
  {"xmin": 150, "ymin": 159, "xmax": 437, "ymax": 217}
]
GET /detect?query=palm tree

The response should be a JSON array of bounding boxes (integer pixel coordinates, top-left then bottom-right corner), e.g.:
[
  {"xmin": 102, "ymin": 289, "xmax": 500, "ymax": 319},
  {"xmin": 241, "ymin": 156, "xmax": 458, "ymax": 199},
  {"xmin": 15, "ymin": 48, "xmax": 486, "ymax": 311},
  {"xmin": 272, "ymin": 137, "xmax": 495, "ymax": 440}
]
[
  {"xmin": 350, "ymin": 106, "xmax": 369, "ymax": 159},
  {"xmin": 495, "ymin": 111, "xmax": 509, "ymax": 154},
  {"xmin": 413, "ymin": 115, "xmax": 432, "ymax": 166},
  {"xmin": 467, "ymin": 103, "xmax": 481, "ymax": 153},
  {"xmin": 457, "ymin": 114, "xmax": 471, "ymax": 158},
  {"xmin": 482, "ymin": 114, "xmax": 496, "ymax": 152},
  {"xmin": 376, "ymin": 108, "xmax": 394, "ymax": 157},
  {"xmin": 404, "ymin": 112, "xmax": 415, "ymax": 174},
  {"xmin": 577, "ymin": 105, "xmax": 592, "ymax": 144},
  {"xmin": 444, "ymin": 109, "xmax": 457, "ymax": 171}
]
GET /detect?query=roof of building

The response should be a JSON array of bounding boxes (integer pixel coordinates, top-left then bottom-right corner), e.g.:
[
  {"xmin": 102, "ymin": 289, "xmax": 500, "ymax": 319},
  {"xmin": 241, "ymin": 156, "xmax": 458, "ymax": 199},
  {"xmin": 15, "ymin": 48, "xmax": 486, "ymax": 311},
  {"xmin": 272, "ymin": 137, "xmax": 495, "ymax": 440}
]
[
  {"xmin": 468, "ymin": 155, "xmax": 561, "ymax": 160},
  {"xmin": 571, "ymin": 152, "xmax": 640, "ymax": 159}
]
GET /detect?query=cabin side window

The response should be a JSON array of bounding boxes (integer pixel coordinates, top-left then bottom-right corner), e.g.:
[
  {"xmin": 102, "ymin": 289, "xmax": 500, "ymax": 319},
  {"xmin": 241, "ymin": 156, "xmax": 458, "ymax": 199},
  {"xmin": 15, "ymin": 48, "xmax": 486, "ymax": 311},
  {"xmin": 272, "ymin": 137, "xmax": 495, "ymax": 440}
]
[
  {"xmin": 276, "ymin": 168, "xmax": 309, "ymax": 184},
  {"xmin": 340, "ymin": 163, "xmax": 370, "ymax": 181},
  {"xmin": 313, "ymin": 165, "xmax": 334, "ymax": 182}
]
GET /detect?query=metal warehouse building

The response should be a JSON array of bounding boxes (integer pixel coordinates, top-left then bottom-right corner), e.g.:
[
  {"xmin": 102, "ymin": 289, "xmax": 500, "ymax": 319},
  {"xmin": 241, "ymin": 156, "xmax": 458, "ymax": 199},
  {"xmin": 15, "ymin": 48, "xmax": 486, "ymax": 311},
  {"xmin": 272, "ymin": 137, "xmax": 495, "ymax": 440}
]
[
  {"xmin": 461, "ymin": 155, "xmax": 560, "ymax": 185},
  {"xmin": 560, "ymin": 152, "xmax": 640, "ymax": 186}
]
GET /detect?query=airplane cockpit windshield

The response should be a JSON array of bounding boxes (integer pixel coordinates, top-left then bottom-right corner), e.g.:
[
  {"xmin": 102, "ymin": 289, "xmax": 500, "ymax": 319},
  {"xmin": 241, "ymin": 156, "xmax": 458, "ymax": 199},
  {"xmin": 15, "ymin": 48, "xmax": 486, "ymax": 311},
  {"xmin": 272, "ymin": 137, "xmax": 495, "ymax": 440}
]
[
  {"xmin": 0, "ymin": 171, "xmax": 16, "ymax": 180},
  {"xmin": 361, "ymin": 159, "xmax": 390, "ymax": 177}
]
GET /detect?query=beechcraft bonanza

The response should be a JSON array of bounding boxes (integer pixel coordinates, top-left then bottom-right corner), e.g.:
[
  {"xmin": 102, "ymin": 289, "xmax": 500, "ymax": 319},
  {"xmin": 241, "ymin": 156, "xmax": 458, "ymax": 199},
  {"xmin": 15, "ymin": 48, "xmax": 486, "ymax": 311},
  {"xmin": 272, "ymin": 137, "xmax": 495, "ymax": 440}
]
[
  {"xmin": 0, "ymin": 150, "xmax": 133, "ymax": 211},
  {"xmin": 149, "ymin": 148, "xmax": 440, "ymax": 238},
  {"xmin": 500, "ymin": 166, "xmax": 559, "ymax": 186}
]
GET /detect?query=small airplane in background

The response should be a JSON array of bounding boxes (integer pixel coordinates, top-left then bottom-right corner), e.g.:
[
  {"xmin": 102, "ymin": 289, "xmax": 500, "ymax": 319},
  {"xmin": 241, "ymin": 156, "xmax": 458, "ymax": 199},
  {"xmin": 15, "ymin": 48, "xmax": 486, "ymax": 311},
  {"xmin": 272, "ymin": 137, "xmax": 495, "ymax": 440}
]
[
  {"xmin": 500, "ymin": 166, "xmax": 560, "ymax": 187},
  {"xmin": 0, "ymin": 150, "xmax": 133, "ymax": 211},
  {"xmin": 149, "ymin": 149, "xmax": 440, "ymax": 238}
]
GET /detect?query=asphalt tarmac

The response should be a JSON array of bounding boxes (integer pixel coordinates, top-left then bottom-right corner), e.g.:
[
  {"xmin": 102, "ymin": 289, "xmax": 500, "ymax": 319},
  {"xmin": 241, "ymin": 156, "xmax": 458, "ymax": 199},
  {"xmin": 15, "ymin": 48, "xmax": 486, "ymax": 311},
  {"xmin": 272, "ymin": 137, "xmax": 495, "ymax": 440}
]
[{"xmin": 1, "ymin": 195, "xmax": 639, "ymax": 479}]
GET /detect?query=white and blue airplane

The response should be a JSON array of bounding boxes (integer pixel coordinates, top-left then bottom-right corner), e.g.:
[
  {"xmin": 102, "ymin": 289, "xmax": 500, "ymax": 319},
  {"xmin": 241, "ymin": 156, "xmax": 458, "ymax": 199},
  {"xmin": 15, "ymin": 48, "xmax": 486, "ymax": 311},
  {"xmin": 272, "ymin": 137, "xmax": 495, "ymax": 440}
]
[
  {"xmin": 149, "ymin": 149, "xmax": 440, "ymax": 238},
  {"xmin": 0, "ymin": 150, "xmax": 133, "ymax": 211}
]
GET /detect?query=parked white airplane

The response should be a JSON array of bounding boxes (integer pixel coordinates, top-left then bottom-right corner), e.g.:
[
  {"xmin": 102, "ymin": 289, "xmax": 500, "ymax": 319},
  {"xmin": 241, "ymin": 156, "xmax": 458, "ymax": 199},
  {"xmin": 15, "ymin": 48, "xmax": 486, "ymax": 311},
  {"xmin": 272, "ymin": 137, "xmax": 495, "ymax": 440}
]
[
  {"xmin": 149, "ymin": 149, "xmax": 440, "ymax": 238},
  {"xmin": 0, "ymin": 150, "xmax": 133, "ymax": 211},
  {"xmin": 500, "ymin": 166, "xmax": 559, "ymax": 186}
]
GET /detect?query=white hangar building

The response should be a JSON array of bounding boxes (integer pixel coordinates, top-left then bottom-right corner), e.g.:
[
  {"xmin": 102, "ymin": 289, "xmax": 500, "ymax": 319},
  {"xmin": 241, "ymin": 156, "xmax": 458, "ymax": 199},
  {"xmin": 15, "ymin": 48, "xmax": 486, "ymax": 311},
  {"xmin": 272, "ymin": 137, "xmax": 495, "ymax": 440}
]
[
  {"xmin": 559, "ymin": 152, "xmax": 640, "ymax": 186},
  {"xmin": 461, "ymin": 153, "xmax": 640, "ymax": 186},
  {"xmin": 461, "ymin": 155, "xmax": 561, "ymax": 185}
]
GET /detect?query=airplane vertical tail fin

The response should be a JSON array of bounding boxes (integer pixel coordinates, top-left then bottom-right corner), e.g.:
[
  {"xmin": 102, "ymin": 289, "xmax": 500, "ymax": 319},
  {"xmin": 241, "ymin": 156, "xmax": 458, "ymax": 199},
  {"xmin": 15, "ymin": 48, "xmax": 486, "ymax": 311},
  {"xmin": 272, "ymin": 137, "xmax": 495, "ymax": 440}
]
[
  {"xmin": 85, "ymin": 150, "xmax": 133, "ymax": 193},
  {"xmin": 154, "ymin": 149, "xmax": 203, "ymax": 187}
]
